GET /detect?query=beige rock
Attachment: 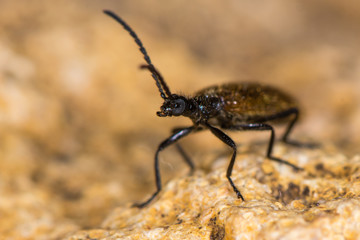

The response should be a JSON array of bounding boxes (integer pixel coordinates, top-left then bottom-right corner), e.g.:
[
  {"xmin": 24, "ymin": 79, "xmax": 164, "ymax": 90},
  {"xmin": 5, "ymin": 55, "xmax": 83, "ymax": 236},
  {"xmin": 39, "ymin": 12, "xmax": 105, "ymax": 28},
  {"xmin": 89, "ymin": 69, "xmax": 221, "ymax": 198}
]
[{"xmin": 67, "ymin": 145, "xmax": 360, "ymax": 240}]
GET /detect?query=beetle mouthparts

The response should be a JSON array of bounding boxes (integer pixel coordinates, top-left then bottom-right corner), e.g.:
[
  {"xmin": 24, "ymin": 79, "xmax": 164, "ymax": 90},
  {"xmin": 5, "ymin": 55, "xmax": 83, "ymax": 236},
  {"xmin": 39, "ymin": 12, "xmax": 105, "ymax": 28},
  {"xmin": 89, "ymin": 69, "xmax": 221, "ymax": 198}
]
[{"xmin": 157, "ymin": 111, "xmax": 168, "ymax": 117}]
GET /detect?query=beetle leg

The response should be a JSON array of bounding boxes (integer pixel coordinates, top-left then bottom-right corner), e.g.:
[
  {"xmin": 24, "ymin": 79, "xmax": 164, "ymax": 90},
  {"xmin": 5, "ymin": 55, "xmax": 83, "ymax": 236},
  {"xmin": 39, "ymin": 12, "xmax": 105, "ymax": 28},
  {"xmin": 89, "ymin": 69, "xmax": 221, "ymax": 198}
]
[
  {"xmin": 204, "ymin": 122, "xmax": 245, "ymax": 201},
  {"xmin": 171, "ymin": 126, "xmax": 204, "ymax": 174},
  {"xmin": 132, "ymin": 126, "xmax": 195, "ymax": 208},
  {"xmin": 282, "ymin": 108, "xmax": 318, "ymax": 148},
  {"xmin": 233, "ymin": 123, "xmax": 303, "ymax": 171},
  {"xmin": 281, "ymin": 108, "xmax": 298, "ymax": 143},
  {"xmin": 174, "ymin": 144, "xmax": 195, "ymax": 174}
]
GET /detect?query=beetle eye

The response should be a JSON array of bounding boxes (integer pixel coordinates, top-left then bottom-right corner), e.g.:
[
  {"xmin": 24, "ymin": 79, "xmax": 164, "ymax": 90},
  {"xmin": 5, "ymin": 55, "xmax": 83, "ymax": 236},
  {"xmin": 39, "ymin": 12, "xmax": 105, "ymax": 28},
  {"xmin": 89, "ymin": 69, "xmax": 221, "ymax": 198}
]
[{"xmin": 172, "ymin": 98, "xmax": 186, "ymax": 116}]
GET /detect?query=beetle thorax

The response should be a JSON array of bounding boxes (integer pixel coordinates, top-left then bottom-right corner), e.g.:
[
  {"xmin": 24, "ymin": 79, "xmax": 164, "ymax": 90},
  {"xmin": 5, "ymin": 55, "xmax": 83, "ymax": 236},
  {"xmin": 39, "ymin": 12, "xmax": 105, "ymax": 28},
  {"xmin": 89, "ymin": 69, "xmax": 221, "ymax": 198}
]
[{"xmin": 193, "ymin": 95, "xmax": 223, "ymax": 122}]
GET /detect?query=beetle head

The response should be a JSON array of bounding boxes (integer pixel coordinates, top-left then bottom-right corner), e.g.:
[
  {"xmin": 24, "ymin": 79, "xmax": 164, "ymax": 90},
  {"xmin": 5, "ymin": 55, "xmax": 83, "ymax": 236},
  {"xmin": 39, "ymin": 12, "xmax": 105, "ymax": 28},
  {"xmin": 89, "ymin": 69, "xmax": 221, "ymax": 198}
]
[{"xmin": 157, "ymin": 95, "xmax": 188, "ymax": 117}]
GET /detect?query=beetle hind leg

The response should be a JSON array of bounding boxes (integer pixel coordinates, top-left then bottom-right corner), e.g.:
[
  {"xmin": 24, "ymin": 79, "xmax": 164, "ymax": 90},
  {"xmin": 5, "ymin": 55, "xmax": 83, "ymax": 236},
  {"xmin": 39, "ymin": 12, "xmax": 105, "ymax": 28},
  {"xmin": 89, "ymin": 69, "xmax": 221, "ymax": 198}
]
[
  {"xmin": 232, "ymin": 123, "xmax": 303, "ymax": 171},
  {"xmin": 282, "ymin": 108, "xmax": 318, "ymax": 148}
]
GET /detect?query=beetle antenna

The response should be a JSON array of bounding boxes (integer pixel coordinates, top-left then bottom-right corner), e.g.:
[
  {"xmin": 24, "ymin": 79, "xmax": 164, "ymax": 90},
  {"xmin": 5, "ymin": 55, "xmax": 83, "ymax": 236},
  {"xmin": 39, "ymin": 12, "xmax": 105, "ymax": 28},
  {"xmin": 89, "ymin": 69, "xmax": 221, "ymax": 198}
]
[
  {"xmin": 103, "ymin": 10, "xmax": 172, "ymax": 99},
  {"xmin": 139, "ymin": 64, "xmax": 172, "ymax": 98}
]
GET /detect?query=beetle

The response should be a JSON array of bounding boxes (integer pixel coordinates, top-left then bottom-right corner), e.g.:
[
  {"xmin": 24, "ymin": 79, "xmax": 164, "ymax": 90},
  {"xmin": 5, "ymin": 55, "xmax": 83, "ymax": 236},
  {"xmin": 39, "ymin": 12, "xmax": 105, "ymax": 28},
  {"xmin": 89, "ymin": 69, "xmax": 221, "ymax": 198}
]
[{"xmin": 104, "ymin": 10, "xmax": 312, "ymax": 208}]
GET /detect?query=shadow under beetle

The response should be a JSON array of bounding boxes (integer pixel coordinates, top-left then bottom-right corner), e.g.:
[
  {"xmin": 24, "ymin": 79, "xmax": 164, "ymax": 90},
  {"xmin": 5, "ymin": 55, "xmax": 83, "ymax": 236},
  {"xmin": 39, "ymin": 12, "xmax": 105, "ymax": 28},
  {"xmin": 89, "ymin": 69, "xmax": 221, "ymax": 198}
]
[{"xmin": 104, "ymin": 10, "xmax": 313, "ymax": 208}]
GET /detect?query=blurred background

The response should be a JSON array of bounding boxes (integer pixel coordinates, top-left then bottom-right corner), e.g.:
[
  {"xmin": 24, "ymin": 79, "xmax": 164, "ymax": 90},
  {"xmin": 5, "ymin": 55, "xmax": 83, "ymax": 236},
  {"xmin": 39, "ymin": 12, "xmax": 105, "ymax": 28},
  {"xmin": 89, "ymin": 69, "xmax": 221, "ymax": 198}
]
[{"xmin": 0, "ymin": 0, "xmax": 359, "ymax": 238}]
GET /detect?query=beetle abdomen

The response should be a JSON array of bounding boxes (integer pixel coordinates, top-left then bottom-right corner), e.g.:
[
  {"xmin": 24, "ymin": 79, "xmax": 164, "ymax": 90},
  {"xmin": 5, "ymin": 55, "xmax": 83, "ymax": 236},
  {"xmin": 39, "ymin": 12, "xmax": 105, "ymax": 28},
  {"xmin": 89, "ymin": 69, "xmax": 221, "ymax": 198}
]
[{"xmin": 196, "ymin": 82, "xmax": 297, "ymax": 124}]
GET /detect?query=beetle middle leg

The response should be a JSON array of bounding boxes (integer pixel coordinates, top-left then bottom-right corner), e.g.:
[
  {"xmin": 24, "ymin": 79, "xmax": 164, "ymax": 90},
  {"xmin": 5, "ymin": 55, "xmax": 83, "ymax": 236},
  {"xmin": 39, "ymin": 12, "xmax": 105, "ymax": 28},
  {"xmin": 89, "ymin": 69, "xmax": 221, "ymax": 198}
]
[
  {"xmin": 204, "ymin": 122, "xmax": 245, "ymax": 201},
  {"xmin": 132, "ymin": 126, "xmax": 195, "ymax": 208}
]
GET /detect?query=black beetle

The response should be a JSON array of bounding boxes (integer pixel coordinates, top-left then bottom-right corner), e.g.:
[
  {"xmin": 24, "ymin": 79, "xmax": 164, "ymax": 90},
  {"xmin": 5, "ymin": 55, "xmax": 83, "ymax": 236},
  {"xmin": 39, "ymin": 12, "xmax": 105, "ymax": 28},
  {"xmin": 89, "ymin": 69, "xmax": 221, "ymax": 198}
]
[{"xmin": 104, "ymin": 10, "xmax": 313, "ymax": 208}]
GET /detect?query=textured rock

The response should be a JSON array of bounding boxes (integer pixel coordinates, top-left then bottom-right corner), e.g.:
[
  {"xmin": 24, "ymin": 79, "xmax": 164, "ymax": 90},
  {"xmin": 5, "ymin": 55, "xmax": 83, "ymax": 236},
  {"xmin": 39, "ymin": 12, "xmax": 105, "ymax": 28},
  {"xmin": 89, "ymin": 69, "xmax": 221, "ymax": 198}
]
[{"xmin": 67, "ymin": 144, "xmax": 360, "ymax": 239}]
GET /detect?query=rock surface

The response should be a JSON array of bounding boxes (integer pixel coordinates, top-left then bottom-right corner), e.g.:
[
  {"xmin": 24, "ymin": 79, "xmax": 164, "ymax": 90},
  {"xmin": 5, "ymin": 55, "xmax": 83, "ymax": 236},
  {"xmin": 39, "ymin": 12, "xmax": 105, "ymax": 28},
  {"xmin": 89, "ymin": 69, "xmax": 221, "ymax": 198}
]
[{"xmin": 67, "ymin": 144, "xmax": 360, "ymax": 239}]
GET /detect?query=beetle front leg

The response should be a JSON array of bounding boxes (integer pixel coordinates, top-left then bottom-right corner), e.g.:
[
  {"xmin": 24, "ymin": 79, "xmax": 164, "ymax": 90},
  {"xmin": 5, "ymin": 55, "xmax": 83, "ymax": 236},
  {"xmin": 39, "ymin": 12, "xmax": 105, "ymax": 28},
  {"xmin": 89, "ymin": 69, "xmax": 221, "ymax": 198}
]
[
  {"xmin": 171, "ymin": 126, "xmax": 204, "ymax": 174},
  {"xmin": 174, "ymin": 144, "xmax": 195, "ymax": 174},
  {"xmin": 132, "ymin": 126, "xmax": 195, "ymax": 208}
]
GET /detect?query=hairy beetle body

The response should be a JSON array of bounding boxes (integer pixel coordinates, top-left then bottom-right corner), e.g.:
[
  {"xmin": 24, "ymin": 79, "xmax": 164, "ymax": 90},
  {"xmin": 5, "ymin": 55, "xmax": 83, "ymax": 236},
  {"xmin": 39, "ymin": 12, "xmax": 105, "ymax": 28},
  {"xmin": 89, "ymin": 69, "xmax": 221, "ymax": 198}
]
[{"xmin": 195, "ymin": 82, "xmax": 297, "ymax": 127}]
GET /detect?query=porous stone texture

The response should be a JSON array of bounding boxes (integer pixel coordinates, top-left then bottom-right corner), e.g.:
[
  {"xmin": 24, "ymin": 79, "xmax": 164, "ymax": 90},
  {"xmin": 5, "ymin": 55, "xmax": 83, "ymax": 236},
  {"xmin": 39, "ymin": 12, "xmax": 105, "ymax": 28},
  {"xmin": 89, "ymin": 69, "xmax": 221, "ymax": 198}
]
[{"xmin": 67, "ymin": 144, "xmax": 360, "ymax": 240}]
